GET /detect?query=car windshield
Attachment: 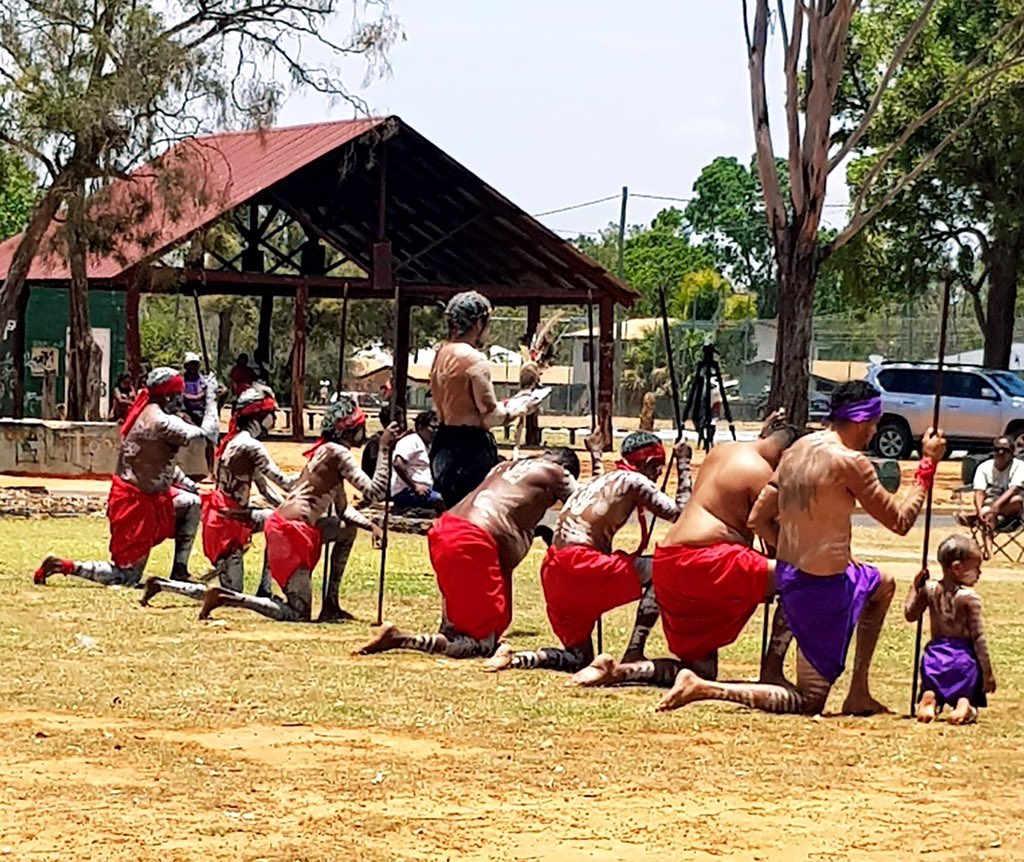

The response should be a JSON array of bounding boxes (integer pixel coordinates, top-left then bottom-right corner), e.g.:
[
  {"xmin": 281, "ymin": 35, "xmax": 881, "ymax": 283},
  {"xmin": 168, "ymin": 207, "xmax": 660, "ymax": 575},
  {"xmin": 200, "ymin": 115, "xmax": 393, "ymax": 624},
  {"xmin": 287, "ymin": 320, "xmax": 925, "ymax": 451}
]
[{"xmin": 988, "ymin": 370, "xmax": 1024, "ymax": 397}]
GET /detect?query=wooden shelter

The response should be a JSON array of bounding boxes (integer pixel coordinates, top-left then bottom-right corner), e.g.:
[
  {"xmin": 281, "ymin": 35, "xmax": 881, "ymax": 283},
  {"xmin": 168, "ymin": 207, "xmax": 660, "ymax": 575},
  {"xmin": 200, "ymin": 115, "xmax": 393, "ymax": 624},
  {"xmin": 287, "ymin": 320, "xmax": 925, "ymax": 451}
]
[{"xmin": 0, "ymin": 116, "xmax": 636, "ymax": 440}]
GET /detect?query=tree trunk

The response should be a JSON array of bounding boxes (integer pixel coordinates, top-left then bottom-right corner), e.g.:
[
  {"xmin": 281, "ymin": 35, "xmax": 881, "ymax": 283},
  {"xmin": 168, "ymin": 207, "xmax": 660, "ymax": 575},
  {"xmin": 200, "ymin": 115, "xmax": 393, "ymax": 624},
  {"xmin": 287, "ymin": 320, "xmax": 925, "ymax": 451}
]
[
  {"xmin": 767, "ymin": 239, "xmax": 818, "ymax": 426},
  {"xmin": 65, "ymin": 189, "xmax": 100, "ymax": 421},
  {"xmin": 0, "ymin": 183, "xmax": 68, "ymax": 418},
  {"xmin": 983, "ymin": 236, "xmax": 1021, "ymax": 369},
  {"xmin": 216, "ymin": 304, "xmax": 233, "ymax": 372}
]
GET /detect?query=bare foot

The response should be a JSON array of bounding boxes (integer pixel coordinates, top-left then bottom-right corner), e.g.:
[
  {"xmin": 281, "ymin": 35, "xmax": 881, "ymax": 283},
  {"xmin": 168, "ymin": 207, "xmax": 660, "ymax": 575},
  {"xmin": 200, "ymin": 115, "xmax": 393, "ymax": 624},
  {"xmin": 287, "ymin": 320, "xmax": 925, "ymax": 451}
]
[
  {"xmin": 33, "ymin": 555, "xmax": 66, "ymax": 585},
  {"xmin": 139, "ymin": 578, "xmax": 163, "ymax": 608},
  {"xmin": 916, "ymin": 690, "xmax": 937, "ymax": 723},
  {"xmin": 317, "ymin": 605, "xmax": 356, "ymax": 623},
  {"xmin": 841, "ymin": 692, "xmax": 892, "ymax": 717},
  {"xmin": 948, "ymin": 698, "xmax": 979, "ymax": 725},
  {"xmin": 655, "ymin": 669, "xmax": 704, "ymax": 712},
  {"xmin": 354, "ymin": 622, "xmax": 402, "ymax": 656},
  {"xmin": 198, "ymin": 586, "xmax": 227, "ymax": 621},
  {"xmin": 570, "ymin": 654, "xmax": 619, "ymax": 687},
  {"xmin": 482, "ymin": 643, "xmax": 515, "ymax": 673},
  {"xmin": 169, "ymin": 563, "xmax": 192, "ymax": 583}
]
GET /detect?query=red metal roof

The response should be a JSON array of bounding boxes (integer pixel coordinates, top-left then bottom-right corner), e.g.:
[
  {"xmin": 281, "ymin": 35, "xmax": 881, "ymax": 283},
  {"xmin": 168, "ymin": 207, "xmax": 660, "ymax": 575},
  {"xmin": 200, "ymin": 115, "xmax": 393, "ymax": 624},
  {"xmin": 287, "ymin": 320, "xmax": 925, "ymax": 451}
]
[
  {"xmin": 0, "ymin": 118, "xmax": 385, "ymax": 280},
  {"xmin": 0, "ymin": 116, "xmax": 636, "ymax": 304}
]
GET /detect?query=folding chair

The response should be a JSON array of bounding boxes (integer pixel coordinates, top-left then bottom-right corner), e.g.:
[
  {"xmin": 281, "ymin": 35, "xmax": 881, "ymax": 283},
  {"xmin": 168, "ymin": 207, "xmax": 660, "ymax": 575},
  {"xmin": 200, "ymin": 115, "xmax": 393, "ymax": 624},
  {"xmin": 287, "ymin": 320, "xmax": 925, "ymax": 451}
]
[{"xmin": 952, "ymin": 459, "xmax": 1024, "ymax": 564}]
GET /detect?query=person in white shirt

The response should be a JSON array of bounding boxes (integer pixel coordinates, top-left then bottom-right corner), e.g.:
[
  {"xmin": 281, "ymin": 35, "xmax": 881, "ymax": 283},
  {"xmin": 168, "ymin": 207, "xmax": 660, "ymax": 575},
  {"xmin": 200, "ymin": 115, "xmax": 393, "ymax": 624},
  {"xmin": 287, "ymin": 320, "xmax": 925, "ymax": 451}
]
[
  {"xmin": 392, "ymin": 410, "xmax": 444, "ymax": 512},
  {"xmin": 971, "ymin": 436, "xmax": 1024, "ymax": 528}
]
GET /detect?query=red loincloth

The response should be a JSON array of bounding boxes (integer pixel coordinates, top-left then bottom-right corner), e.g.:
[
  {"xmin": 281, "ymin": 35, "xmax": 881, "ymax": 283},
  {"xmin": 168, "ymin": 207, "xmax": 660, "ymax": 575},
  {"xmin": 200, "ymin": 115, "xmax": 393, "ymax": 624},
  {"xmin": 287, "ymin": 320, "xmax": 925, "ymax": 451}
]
[
  {"xmin": 653, "ymin": 542, "xmax": 769, "ymax": 662},
  {"xmin": 540, "ymin": 544, "xmax": 642, "ymax": 647},
  {"xmin": 427, "ymin": 513, "xmax": 507, "ymax": 641},
  {"xmin": 264, "ymin": 511, "xmax": 322, "ymax": 589},
  {"xmin": 200, "ymin": 489, "xmax": 253, "ymax": 564},
  {"xmin": 106, "ymin": 475, "xmax": 177, "ymax": 568}
]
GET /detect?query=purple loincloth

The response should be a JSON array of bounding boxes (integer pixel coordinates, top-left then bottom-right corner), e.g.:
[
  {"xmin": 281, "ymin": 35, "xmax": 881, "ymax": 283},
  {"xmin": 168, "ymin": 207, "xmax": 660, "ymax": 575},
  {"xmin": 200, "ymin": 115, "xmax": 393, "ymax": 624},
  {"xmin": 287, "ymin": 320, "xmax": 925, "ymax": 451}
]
[
  {"xmin": 776, "ymin": 560, "xmax": 881, "ymax": 684},
  {"xmin": 920, "ymin": 637, "xmax": 987, "ymax": 709}
]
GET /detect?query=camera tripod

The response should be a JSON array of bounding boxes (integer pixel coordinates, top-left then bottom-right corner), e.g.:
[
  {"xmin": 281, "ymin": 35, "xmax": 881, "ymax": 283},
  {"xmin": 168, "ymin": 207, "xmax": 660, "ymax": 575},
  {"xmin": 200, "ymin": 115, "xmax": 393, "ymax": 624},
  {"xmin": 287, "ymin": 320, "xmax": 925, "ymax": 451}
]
[{"xmin": 681, "ymin": 341, "xmax": 737, "ymax": 452}]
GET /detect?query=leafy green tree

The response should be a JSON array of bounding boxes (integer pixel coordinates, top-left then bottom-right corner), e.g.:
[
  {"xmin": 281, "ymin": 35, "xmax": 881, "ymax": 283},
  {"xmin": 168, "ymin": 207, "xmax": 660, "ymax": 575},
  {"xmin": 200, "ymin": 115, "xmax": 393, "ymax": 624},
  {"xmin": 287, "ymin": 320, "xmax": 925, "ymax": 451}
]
[
  {"xmin": 839, "ymin": 0, "xmax": 1024, "ymax": 367},
  {"xmin": 740, "ymin": 0, "xmax": 1024, "ymax": 422},
  {"xmin": 0, "ymin": 0, "xmax": 399, "ymax": 418},
  {"xmin": 0, "ymin": 148, "xmax": 35, "ymax": 240},
  {"xmin": 685, "ymin": 156, "xmax": 780, "ymax": 316}
]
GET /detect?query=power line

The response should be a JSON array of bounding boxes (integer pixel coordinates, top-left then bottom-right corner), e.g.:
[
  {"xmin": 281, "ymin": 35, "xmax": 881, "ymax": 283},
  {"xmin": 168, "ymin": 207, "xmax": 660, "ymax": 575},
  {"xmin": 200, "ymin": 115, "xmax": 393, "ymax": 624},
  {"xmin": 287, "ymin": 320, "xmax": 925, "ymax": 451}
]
[{"xmin": 532, "ymin": 194, "xmax": 619, "ymax": 218}]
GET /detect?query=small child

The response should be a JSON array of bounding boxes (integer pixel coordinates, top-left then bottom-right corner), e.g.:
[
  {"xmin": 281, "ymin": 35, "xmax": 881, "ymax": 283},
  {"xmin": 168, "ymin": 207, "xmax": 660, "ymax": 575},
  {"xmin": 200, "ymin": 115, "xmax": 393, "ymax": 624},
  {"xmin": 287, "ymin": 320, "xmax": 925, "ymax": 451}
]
[{"xmin": 904, "ymin": 534, "xmax": 995, "ymax": 725}]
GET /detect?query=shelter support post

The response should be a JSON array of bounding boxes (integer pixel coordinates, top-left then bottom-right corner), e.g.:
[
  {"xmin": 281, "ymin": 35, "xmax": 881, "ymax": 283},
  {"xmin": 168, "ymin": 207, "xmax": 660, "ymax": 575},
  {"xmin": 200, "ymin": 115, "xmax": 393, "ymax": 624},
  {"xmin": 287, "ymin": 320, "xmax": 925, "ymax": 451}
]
[
  {"xmin": 598, "ymin": 298, "xmax": 615, "ymax": 449},
  {"xmin": 525, "ymin": 301, "xmax": 541, "ymax": 446},
  {"xmin": 291, "ymin": 281, "xmax": 308, "ymax": 441},
  {"xmin": 126, "ymin": 268, "xmax": 146, "ymax": 386},
  {"xmin": 257, "ymin": 296, "xmax": 273, "ymax": 369},
  {"xmin": 10, "ymin": 286, "xmax": 28, "ymax": 419},
  {"xmin": 393, "ymin": 291, "xmax": 410, "ymax": 419}
]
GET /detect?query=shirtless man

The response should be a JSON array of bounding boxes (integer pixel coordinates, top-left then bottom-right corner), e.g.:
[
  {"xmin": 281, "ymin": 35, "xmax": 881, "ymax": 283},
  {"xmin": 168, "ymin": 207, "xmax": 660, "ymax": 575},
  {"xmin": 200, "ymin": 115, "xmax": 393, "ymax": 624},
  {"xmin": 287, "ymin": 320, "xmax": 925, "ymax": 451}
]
[
  {"xmin": 572, "ymin": 418, "xmax": 804, "ymax": 687},
  {"xmin": 34, "ymin": 367, "xmax": 219, "ymax": 587},
  {"xmin": 483, "ymin": 431, "xmax": 691, "ymax": 675},
  {"xmin": 198, "ymin": 395, "xmax": 396, "ymax": 622},
  {"xmin": 906, "ymin": 534, "xmax": 994, "ymax": 725},
  {"xmin": 429, "ymin": 291, "xmax": 530, "ymax": 508},
  {"xmin": 140, "ymin": 385, "xmax": 295, "ymax": 605},
  {"xmin": 657, "ymin": 381, "xmax": 946, "ymax": 716},
  {"xmin": 356, "ymin": 447, "xmax": 581, "ymax": 659}
]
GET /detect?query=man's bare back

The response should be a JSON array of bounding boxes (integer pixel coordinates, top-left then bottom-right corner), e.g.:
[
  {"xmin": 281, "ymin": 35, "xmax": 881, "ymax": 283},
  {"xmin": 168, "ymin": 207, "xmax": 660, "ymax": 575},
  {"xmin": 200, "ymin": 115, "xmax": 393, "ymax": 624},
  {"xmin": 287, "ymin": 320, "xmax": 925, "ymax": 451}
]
[
  {"xmin": 119, "ymin": 403, "xmax": 213, "ymax": 494},
  {"xmin": 277, "ymin": 442, "xmax": 390, "ymax": 527},
  {"xmin": 451, "ymin": 458, "xmax": 576, "ymax": 574},
  {"xmin": 431, "ymin": 342, "xmax": 507, "ymax": 429},
  {"xmin": 664, "ymin": 441, "xmax": 773, "ymax": 548},
  {"xmin": 217, "ymin": 431, "xmax": 293, "ymax": 508},
  {"xmin": 766, "ymin": 430, "xmax": 927, "ymax": 575}
]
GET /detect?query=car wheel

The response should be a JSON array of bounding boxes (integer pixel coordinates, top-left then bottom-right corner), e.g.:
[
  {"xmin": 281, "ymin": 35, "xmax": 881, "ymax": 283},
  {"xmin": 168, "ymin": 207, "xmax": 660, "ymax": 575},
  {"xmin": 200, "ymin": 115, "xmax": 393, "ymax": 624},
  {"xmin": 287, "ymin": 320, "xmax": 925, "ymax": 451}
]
[
  {"xmin": 872, "ymin": 419, "xmax": 913, "ymax": 460},
  {"xmin": 1012, "ymin": 428, "xmax": 1024, "ymax": 458}
]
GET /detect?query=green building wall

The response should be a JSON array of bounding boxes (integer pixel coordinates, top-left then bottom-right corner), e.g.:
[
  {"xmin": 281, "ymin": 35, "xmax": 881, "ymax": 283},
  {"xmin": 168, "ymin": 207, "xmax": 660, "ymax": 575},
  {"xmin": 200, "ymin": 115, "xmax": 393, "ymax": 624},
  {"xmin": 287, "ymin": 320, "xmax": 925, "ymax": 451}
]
[{"xmin": 1, "ymin": 288, "xmax": 126, "ymax": 418}]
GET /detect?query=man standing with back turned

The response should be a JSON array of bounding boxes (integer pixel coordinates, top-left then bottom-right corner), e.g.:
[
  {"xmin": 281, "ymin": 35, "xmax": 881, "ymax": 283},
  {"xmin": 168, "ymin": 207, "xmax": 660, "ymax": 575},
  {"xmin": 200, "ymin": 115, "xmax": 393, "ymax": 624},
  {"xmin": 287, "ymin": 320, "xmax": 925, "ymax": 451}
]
[{"xmin": 429, "ymin": 291, "xmax": 530, "ymax": 508}]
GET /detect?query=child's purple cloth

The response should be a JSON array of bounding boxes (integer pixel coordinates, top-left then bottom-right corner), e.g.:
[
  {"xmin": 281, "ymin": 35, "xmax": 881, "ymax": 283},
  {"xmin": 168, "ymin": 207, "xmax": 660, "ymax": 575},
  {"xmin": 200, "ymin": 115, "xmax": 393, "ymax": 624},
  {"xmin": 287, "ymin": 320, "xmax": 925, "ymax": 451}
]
[
  {"xmin": 776, "ymin": 560, "xmax": 881, "ymax": 684},
  {"xmin": 920, "ymin": 637, "xmax": 987, "ymax": 708}
]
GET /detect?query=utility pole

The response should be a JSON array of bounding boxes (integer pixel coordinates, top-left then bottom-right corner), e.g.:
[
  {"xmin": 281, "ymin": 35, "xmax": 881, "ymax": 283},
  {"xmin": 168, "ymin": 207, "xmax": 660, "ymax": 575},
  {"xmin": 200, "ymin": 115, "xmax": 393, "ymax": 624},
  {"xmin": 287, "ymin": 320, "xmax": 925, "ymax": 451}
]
[{"xmin": 613, "ymin": 186, "xmax": 628, "ymax": 419}]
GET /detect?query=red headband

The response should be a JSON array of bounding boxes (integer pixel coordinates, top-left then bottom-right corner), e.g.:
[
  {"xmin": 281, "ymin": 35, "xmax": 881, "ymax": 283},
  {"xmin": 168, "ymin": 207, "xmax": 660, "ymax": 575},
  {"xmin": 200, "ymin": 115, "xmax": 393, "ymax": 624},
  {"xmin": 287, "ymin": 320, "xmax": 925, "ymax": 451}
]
[
  {"xmin": 303, "ymin": 404, "xmax": 367, "ymax": 459},
  {"xmin": 215, "ymin": 395, "xmax": 278, "ymax": 460},
  {"xmin": 620, "ymin": 441, "xmax": 666, "ymax": 467},
  {"xmin": 120, "ymin": 375, "xmax": 185, "ymax": 438}
]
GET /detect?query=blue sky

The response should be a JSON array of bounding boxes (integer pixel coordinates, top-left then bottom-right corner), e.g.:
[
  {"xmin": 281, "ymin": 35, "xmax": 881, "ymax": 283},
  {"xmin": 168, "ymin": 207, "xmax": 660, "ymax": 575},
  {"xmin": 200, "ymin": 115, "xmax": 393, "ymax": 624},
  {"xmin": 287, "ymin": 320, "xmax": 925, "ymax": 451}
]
[{"xmin": 279, "ymin": 1, "xmax": 849, "ymax": 238}]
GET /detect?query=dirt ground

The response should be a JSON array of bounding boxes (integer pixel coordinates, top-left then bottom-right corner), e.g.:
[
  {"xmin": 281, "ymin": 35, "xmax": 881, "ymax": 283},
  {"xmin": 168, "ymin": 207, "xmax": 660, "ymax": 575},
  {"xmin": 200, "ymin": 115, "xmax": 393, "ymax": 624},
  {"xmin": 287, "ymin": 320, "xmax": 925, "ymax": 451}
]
[{"xmin": 1, "ymin": 484, "xmax": 1023, "ymax": 862}]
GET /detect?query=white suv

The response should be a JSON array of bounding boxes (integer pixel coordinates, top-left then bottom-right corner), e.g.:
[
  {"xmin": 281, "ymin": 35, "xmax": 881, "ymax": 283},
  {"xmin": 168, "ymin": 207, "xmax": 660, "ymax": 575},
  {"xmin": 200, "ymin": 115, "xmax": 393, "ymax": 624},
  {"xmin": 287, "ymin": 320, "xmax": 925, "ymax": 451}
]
[{"xmin": 866, "ymin": 362, "xmax": 1024, "ymax": 459}]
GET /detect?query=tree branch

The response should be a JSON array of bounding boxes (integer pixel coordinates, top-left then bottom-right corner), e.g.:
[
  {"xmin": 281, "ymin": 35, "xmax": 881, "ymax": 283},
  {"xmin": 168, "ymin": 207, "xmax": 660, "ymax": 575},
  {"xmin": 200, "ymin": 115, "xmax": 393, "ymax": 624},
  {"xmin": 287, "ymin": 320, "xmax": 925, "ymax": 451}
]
[{"xmin": 829, "ymin": 0, "xmax": 938, "ymax": 171}]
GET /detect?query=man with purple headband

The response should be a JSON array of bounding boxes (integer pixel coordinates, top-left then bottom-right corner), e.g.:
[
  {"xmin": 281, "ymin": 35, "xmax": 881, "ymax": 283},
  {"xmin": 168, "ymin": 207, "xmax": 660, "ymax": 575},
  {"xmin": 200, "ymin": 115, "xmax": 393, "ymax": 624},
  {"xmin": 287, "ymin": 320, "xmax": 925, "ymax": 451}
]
[{"xmin": 657, "ymin": 381, "xmax": 947, "ymax": 717}]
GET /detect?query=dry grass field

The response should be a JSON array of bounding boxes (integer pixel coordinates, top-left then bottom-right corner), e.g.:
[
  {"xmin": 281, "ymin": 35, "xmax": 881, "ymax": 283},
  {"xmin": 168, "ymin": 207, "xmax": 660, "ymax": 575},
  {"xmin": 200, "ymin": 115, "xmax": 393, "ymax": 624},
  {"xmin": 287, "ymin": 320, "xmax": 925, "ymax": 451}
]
[{"xmin": 0, "ymin": 505, "xmax": 1022, "ymax": 862}]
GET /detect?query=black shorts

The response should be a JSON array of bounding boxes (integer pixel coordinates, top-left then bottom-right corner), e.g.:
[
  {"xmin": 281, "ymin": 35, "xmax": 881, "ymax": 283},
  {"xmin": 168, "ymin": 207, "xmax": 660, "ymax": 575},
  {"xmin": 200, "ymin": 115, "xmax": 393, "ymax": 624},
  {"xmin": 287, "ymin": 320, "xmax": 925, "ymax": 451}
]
[{"xmin": 430, "ymin": 425, "xmax": 500, "ymax": 509}]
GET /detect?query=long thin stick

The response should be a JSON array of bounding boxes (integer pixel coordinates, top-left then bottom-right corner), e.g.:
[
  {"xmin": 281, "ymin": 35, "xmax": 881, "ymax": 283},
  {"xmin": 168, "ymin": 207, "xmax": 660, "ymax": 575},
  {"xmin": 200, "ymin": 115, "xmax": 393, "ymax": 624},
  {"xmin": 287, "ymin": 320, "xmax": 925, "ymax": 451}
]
[
  {"xmin": 586, "ymin": 293, "xmax": 603, "ymax": 654},
  {"xmin": 191, "ymin": 287, "xmax": 211, "ymax": 373},
  {"xmin": 320, "ymin": 505, "xmax": 333, "ymax": 614},
  {"xmin": 376, "ymin": 444, "xmax": 394, "ymax": 626},
  {"xmin": 910, "ymin": 272, "xmax": 954, "ymax": 716},
  {"xmin": 659, "ymin": 284, "xmax": 683, "ymax": 440}
]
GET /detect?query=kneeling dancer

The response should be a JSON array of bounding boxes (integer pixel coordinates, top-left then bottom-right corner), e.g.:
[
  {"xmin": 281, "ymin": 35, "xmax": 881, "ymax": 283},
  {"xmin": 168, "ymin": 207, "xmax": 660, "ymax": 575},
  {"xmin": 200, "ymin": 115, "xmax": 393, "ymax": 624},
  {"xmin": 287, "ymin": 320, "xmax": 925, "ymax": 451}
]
[
  {"xmin": 35, "ymin": 367, "xmax": 219, "ymax": 587},
  {"xmin": 356, "ymin": 447, "xmax": 581, "ymax": 658},
  {"xmin": 574, "ymin": 419, "xmax": 803, "ymax": 687},
  {"xmin": 142, "ymin": 385, "xmax": 295, "ymax": 605},
  {"xmin": 485, "ymin": 431, "xmax": 690, "ymax": 675},
  {"xmin": 199, "ymin": 395, "xmax": 395, "ymax": 622},
  {"xmin": 658, "ymin": 381, "xmax": 946, "ymax": 716}
]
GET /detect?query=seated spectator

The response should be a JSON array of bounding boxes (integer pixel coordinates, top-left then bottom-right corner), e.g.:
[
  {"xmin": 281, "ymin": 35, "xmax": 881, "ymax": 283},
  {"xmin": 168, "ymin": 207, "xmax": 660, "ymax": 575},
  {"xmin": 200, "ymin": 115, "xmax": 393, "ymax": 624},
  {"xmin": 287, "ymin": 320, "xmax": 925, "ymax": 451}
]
[
  {"xmin": 110, "ymin": 372, "xmax": 135, "ymax": 423},
  {"xmin": 961, "ymin": 436, "xmax": 1024, "ymax": 529},
  {"xmin": 361, "ymin": 402, "xmax": 392, "ymax": 477},
  {"xmin": 391, "ymin": 410, "xmax": 444, "ymax": 512}
]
